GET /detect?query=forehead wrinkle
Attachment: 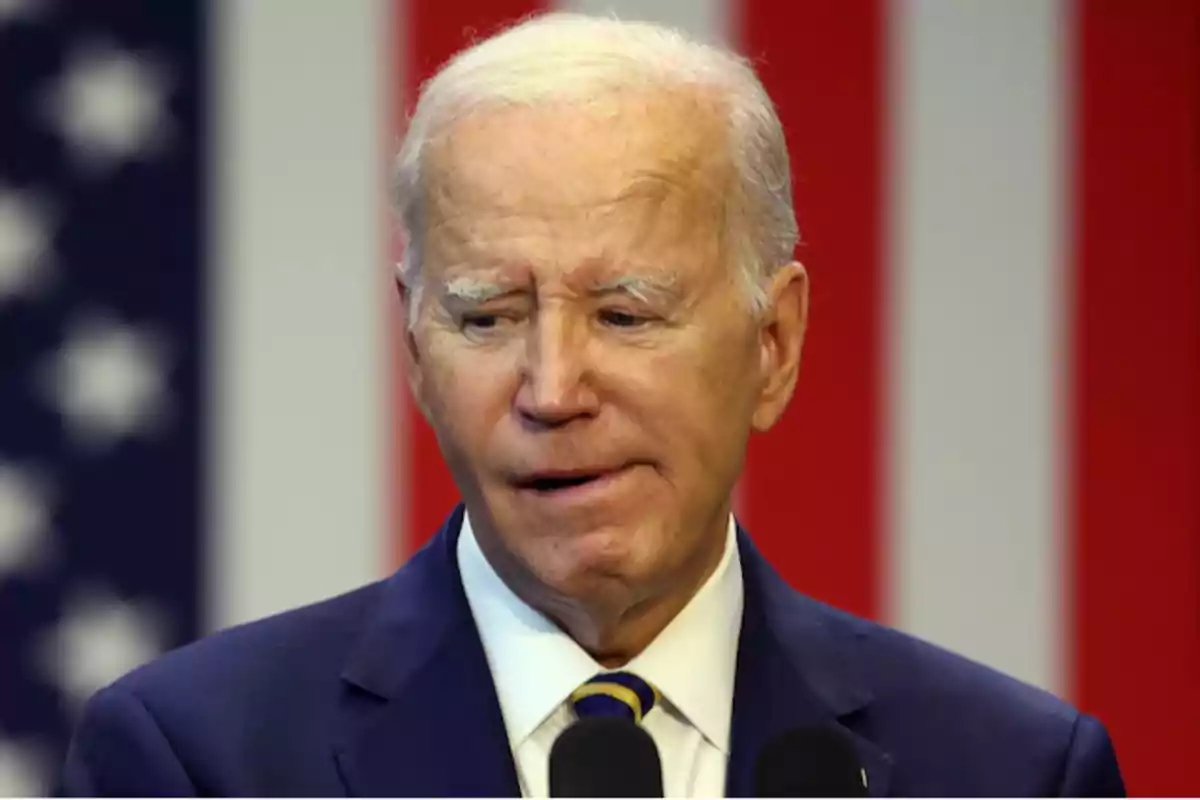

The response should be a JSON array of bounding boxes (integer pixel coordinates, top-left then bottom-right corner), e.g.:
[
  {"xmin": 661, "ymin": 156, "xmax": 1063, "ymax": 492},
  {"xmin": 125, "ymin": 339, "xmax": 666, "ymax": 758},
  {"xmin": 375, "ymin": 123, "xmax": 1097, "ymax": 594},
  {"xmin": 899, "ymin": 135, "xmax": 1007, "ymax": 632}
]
[
  {"xmin": 618, "ymin": 154, "xmax": 717, "ymax": 197},
  {"xmin": 421, "ymin": 94, "xmax": 734, "ymax": 300}
]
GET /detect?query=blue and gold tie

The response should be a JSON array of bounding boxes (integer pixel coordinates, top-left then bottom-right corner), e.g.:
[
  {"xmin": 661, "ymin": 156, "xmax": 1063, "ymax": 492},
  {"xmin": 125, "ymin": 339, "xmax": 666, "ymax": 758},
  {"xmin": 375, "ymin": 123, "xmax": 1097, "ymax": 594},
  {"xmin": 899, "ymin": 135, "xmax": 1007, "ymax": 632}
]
[{"xmin": 570, "ymin": 671, "xmax": 661, "ymax": 725}]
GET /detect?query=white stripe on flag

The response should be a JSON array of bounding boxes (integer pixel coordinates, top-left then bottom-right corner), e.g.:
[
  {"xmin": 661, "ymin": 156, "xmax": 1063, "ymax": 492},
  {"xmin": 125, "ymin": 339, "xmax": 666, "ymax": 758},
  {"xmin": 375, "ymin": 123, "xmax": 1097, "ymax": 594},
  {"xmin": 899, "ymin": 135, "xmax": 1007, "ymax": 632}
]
[
  {"xmin": 887, "ymin": 0, "xmax": 1066, "ymax": 691},
  {"xmin": 209, "ymin": 0, "xmax": 390, "ymax": 629}
]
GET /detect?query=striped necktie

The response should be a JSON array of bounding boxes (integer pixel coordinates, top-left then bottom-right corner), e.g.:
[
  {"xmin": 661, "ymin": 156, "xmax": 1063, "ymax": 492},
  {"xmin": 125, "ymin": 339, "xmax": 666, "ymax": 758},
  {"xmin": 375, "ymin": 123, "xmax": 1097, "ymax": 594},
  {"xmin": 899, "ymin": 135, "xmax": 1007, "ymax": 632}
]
[{"xmin": 570, "ymin": 671, "xmax": 661, "ymax": 725}]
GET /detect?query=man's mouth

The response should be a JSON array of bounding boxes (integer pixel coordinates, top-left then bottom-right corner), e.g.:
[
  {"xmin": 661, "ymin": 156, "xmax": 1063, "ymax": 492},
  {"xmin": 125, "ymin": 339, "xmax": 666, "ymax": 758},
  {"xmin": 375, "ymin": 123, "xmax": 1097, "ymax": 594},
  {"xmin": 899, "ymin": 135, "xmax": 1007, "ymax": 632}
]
[
  {"xmin": 519, "ymin": 474, "xmax": 601, "ymax": 492},
  {"xmin": 511, "ymin": 466, "xmax": 629, "ymax": 494}
]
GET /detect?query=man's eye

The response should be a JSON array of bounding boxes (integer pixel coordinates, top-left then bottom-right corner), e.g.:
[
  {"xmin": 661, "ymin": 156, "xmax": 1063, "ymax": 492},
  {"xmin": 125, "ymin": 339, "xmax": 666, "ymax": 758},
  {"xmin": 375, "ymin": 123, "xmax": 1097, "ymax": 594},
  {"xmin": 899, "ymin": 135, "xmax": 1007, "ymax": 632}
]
[
  {"xmin": 461, "ymin": 313, "xmax": 501, "ymax": 331},
  {"xmin": 599, "ymin": 309, "xmax": 650, "ymax": 328}
]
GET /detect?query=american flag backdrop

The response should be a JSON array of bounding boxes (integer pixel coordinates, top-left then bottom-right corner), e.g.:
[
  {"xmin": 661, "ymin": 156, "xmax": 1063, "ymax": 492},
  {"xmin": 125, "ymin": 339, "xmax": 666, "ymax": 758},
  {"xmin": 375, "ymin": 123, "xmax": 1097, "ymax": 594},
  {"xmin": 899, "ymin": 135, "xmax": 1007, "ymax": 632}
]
[
  {"xmin": 0, "ymin": 1, "xmax": 204, "ymax": 794},
  {"xmin": 0, "ymin": 0, "xmax": 1195, "ymax": 796}
]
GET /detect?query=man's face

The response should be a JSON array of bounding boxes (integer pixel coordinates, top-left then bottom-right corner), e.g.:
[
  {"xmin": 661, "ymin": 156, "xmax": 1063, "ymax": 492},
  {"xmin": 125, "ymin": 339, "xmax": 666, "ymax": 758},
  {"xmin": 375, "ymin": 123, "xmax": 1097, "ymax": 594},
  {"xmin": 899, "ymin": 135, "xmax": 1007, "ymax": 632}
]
[{"xmin": 406, "ymin": 90, "xmax": 805, "ymax": 611}]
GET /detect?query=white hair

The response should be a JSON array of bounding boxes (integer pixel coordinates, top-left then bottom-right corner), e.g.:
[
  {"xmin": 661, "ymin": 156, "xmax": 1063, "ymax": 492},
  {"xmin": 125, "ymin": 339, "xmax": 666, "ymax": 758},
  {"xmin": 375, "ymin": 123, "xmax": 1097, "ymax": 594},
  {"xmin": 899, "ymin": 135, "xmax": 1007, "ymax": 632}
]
[{"xmin": 393, "ymin": 12, "xmax": 798, "ymax": 319}]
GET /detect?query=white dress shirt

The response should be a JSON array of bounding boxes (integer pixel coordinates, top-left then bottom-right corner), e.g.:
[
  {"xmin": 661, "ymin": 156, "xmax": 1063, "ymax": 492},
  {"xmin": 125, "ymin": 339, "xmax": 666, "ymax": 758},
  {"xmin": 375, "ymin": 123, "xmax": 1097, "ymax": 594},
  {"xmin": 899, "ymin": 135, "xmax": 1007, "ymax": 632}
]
[{"xmin": 457, "ymin": 512, "xmax": 744, "ymax": 798}]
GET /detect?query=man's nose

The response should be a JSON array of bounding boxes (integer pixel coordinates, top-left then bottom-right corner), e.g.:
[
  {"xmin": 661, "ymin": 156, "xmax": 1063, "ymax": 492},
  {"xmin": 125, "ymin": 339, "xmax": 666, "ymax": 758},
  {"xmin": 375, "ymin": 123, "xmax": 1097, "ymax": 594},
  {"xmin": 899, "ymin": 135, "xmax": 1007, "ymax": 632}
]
[{"xmin": 513, "ymin": 315, "xmax": 599, "ymax": 427}]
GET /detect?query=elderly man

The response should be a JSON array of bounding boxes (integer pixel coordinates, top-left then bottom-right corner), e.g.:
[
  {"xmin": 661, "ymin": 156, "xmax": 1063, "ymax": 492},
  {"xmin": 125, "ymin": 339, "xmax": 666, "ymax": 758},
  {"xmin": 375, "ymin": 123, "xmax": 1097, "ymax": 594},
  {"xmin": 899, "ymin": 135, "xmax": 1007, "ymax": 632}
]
[{"xmin": 60, "ymin": 13, "xmax": 1123, "ymax": 798}]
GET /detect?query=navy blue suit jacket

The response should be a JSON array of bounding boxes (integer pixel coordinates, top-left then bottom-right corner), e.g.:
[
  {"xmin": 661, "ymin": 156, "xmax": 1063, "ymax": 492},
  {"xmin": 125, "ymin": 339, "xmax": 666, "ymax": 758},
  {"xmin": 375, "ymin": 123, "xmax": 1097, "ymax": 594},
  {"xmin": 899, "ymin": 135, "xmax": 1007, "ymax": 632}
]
[{"xmin": 59, "ymin": 507, "xmax": 1124, "ymax": 796}]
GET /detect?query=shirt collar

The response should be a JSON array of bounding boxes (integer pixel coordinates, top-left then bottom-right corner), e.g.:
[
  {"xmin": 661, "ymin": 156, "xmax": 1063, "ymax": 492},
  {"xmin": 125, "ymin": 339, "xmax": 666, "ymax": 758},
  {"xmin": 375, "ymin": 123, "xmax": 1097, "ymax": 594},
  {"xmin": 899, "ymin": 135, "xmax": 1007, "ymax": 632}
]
[
  {"xmin": 626, "ymin": 514, "xmax": 742, "ymax": 751},
  {"xmin": 457, "ymin": 511, "xmax": 743, "ymax": 753}
]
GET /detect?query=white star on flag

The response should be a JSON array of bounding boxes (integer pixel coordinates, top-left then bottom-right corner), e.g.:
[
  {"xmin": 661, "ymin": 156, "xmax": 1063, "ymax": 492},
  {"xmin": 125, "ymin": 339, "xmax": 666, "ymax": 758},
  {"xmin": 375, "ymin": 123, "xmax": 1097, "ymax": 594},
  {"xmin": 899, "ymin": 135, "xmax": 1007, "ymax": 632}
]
[
  {"xmin": 1, "ymin": 2, "xmax": 202, "ymax": 788},
  {"xmin": 42, "ymin": 315, "xmax": 172, "ymax": 450},
  {"xmin": 38, "ymin": 589, "xmax": 168, "ymax": 712},
  {"xmin": 45, "ymin": 43, "xmax": 171, "ymax": 172},
  {"xmin": 0, "ymin": 0, "xmax": 45, "ymax": 27},
  {"xmin": 0, "ymin": 464, "xmax": 55, "ymax": 579},
  {"xmin": 0, "ymin": 189, "xmax": 55, "ymax": 303},
  {"xmin": 0, "ymin": 737, "xmax": 48, "ymax": 797}
]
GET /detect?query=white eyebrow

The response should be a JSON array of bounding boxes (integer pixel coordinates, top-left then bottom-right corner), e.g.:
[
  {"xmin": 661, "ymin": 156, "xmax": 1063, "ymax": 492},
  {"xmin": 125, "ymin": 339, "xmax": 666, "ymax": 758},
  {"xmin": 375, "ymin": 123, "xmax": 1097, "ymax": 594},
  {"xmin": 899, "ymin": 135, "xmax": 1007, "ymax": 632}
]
[
  {"xmin": 440, "ymin": 273, "xmax": 679, "ymax": 304},
  {"xmin": 592, "ymin": 274, "xmax": 678, "ymax": 303},
  {"xmin": 442, "ymin": 276, "xmax": 508, "ymax": 303}
]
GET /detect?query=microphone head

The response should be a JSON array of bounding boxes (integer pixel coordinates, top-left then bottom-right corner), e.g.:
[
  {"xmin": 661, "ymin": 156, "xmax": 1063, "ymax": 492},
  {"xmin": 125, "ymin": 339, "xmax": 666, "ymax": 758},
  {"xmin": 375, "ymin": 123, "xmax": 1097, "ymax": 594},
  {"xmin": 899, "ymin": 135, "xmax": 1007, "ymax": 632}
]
[
  {"xmin": 549, "ymin": 716, "xmax": 664, "ymax": 797},
  {"xmin": 755, "ymin": 724, "xmax": 869, "ymax": 797}
]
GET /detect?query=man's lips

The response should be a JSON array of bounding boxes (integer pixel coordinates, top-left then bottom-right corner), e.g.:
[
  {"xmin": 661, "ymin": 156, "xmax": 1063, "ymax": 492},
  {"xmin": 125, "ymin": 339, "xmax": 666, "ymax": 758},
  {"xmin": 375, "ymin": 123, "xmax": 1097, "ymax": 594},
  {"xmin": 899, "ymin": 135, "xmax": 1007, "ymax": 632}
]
[{"xmin": 510, "ymin": 465, "xmax": 634, "ymax": 493}]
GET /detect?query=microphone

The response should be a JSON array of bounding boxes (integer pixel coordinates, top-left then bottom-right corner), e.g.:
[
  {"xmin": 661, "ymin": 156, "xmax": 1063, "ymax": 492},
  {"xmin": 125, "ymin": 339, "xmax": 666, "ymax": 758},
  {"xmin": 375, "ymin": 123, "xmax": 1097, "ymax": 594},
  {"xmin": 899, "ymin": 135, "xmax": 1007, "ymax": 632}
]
[
  {"xmin": 549, "ymin": 716, "xmax": 664, "ymax": 797},
  {"xmin": 755, "ymin": 724, "xmax": 869, "ymax": 797}
]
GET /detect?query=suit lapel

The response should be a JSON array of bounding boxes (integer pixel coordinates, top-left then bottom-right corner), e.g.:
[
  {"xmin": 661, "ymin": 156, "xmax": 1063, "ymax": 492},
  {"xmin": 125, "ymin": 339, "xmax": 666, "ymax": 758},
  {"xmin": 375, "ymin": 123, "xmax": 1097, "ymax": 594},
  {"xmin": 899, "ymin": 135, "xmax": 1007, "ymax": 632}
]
[
  {"xmin": 726, "ymin": 530, "xmax": 894, "ymax": 797},
  {"xmin": 330, "ymin": 510, "xmax": 893, "ymax": 797},
  {"xmin": 333, "ymin": 507, "xmax": 520, "ymax": 797}
]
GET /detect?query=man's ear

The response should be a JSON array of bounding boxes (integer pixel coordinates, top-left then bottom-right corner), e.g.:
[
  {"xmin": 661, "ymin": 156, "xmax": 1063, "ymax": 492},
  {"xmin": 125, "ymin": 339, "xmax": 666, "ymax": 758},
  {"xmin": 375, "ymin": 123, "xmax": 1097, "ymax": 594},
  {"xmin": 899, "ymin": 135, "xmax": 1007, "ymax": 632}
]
[
  {"xmin": 751, "ymin": 261, "xmax": 808, "ymax": 432},
  {"xmin": 395, "ymin": 278, "xmax": 432, "ymax": 422}
]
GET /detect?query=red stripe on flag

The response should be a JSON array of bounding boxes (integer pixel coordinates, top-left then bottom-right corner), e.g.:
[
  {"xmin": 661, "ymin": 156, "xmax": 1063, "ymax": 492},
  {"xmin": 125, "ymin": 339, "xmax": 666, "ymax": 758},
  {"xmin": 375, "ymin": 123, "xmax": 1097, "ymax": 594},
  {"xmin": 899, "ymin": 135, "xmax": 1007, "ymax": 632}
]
[
  {"xmin": 734, "ymin": 0, "xmax": 885, "ymax": 620},
  {"xmin": 392, "ymin": 0, "xmax": 548, "ymax": 560},
  {"xmin": 1069, "ymin": 0, "xmax": 1200, "ymax": 794}
]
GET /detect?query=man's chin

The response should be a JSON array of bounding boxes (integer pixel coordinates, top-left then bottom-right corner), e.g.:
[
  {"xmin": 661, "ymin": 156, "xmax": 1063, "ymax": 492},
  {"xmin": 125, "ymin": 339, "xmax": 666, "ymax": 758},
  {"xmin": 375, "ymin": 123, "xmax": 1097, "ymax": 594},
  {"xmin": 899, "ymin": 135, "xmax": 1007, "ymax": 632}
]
[
  {"xmin": 540, "ymin": 544, "xmax": 639, "ymax": 586},
  {"xmin": 477, "ymin": 505, "xmax": 668, "ymax": 601},
  {"xmin": 532, "ymin": 566, "xmax": 648, "ymax": 627},
  {"xmin": 520, "ymin": 531, "xmax": 652, "ymax": 597}
]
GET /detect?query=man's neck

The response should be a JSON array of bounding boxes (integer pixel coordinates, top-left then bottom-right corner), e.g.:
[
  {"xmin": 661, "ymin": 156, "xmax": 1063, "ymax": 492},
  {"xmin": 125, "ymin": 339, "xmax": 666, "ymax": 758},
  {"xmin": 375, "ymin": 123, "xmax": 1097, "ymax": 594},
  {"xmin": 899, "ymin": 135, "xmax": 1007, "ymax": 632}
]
[{"xmin": 475, "ymin": 511, "xmax": 731, "ymax": 667}]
